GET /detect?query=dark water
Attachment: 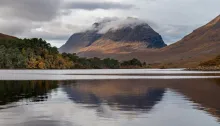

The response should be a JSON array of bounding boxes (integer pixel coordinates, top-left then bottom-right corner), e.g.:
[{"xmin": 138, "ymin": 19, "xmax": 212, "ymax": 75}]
[{"xmin": 0, "ymin": 79, "xmax": 220, "ymax": 126}]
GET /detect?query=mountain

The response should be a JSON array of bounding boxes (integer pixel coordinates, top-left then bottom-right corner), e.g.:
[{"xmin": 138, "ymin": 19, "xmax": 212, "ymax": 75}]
[
  {"xmin": 77, "ymin": 15, "xmax": 220, "ymax": 67},
  {"xmin": 60, "ymin": 15, "xmax": 220, "ymax": 68},
  {"xmin": 59, "ymin": 18, "xmax": 167, "ymax": 53},
  {"xmin": 0, "ymin": 33, "xmax": 17, "ymax": 39}
]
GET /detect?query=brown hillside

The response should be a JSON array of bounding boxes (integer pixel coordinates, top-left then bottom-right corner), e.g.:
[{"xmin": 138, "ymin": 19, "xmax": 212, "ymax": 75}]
[
  {"xmin": 79, "ymin": 39, "xmax": 150, "ymax": 54},
  {"xmin": 0, "ymin": 33, "xmax": 17, "ymax": 39}
]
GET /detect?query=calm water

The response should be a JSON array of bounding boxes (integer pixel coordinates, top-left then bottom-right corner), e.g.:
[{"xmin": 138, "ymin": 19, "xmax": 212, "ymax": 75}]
[{"xmin": 0, "ymin": 69, "xmax": 220, "ymax": 126}]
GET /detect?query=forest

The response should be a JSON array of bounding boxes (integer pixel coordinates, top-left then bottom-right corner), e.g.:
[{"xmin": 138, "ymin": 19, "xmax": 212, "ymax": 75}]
[{"xmin": 0, "ymin": 38, "xmax": 146, "ymax": 69}]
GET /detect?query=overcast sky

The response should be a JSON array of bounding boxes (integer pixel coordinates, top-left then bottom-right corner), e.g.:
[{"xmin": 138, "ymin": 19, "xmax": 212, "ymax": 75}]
[{"xmin": 0, "ymin": 0, "xmax": 219, "ymax": 47}]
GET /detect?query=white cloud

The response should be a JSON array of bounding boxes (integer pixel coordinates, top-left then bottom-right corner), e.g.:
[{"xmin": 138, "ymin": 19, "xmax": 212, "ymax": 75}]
[{"xmin": 94, "ymin": 17, "xmax": 147, "ymax": 34}]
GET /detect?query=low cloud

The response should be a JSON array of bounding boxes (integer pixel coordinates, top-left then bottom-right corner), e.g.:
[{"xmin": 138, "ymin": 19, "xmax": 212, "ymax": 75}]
[
  {"xmin": 64, "ymin": 1, "xmax": 134, "ymax": 10},
  {"xmin": 86, "ymin": 17, "xmax": 147, "ymax": 34}
]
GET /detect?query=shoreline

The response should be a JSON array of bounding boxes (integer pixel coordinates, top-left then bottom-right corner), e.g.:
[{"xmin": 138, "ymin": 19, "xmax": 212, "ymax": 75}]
[{"xmin": 187, "ymin": 66, "xmax": 220, "ymax": 71}]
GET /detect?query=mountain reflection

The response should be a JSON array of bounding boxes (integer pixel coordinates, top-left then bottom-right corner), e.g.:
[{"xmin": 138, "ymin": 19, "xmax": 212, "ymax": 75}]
[
  {"xmin": 0, "ymin": 80, "xmax": 58, "ymax": 105},
  {"xmin": 61, "ymin": 79, "xmax": 220, "ymax": 120},
  {"xmin": 61, "ymin": 80, "xmax": 165, "ymax": 112}
]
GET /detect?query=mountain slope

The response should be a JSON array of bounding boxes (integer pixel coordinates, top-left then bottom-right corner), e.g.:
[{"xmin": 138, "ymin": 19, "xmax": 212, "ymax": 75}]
[
  {"xmin": 59, "ymin": 31, "xmax": 102, "ymax": 53},
  {"xmin": 163, "ymin": 14, "xmax": 220, "ymax": 53},
  {"xmin": 141, "ymin": 14, "xmax": 220, "ymax": 67},
  {"xmin": 0, "ymin": 33, "xmax": 17, "ymax": 39},
  {"xmin": 59, "ymin": 18, "xmax": 167, "ymax": 54},
  {"xmin": 157, "ymin": 14, "xmax": 220, "ymax": 66}
]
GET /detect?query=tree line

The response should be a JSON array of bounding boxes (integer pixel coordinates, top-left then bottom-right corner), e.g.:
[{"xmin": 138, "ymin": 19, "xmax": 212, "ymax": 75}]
[{"xmin": 0, "ymin": 38, "xmax": 146, "ymax": 69}]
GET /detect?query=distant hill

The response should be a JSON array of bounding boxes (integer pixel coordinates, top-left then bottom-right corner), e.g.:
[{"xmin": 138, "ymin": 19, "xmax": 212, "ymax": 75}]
[
  {"xmin": 0, "ymin": 33, "xmax": 17, "ymax": 39},
  {"xmin": 59, "ymin": 18, "xmax": 167, "ymax": 53}
]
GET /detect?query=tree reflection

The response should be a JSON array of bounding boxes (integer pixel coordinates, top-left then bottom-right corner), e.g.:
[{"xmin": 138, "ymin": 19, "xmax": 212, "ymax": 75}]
[{"xmin": 0, "ymin": 80, "xmax": 58, "ymax": 105}]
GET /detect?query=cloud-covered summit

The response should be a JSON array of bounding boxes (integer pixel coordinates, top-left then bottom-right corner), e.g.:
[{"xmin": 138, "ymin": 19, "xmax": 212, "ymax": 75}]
[{"xmin": 87, "ymin": 17, "xmax": 149, "ymax": 34}]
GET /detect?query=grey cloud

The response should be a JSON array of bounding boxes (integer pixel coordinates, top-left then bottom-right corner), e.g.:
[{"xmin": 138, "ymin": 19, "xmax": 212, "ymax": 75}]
[
  {"xmin": 60, "ymin": 10, "xmax": 73, "ymax": 16},
  {"xmin": 0, "ymin": 0, "xmax": 71, "ymax": 43},
  {"xmin": 0, "ymin": 0, "xmax": 218, "ymax": 47},
  {"xmin": 0, "ymin": 0, "xmax": 61, "ymax": 22},
  {"xmin": 0, "ymin": 19, "xmax": 35, "ymax": 35},
  {"xmin": 0, "ymin": 0, "xmax": 135, "ymax": 47},
  {"xmin": 19, "ymin": 22, "xmax": 85, "ymax": 42},
  {"xmin": 64, "ymin": 1, "xmax": 134, "ymax": 10}
]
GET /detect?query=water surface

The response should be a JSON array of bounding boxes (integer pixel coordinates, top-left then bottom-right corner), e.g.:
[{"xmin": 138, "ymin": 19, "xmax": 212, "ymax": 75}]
[{"xmin": 0, "ymin": 69, "xmax": 220, "ymax": 126}]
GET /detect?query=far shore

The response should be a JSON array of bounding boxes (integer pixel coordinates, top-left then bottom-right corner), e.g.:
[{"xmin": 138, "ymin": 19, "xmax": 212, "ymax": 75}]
[{"xmin": 187, "ymin": 66, "xmax": 220, "ymax": 71}]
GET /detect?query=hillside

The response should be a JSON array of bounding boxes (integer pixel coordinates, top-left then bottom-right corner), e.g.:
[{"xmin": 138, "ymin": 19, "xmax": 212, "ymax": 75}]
[
  {"xmin": 163, "ymin": 15, "xmax": 220, "ymax": 54},
  {"xmin": 0, "ymin": 33, "xmax": 17, "ymax": 39},
  {"xmin": 59, "ymin": 18, "xmax": 167, "ymax": 54},
  {"xmin": 59, "ymin": 30, "xmax": 102, "ymax": 53},
  {"xmin": 159, "ymin": 14, "xmax": 220, "ymax": 67},
  {"xmin": 190, "ymin": 55, "xmax": 220, "ymax": 70}
]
